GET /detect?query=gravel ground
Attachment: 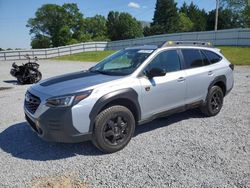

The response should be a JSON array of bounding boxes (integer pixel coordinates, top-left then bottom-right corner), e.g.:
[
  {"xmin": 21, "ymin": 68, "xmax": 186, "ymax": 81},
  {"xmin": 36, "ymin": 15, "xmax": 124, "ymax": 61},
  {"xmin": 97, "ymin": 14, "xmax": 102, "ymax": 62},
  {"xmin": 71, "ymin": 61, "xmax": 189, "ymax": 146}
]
[{"xmin": 0, "ymin": 60, "xmax": 249, "ymax": 188}]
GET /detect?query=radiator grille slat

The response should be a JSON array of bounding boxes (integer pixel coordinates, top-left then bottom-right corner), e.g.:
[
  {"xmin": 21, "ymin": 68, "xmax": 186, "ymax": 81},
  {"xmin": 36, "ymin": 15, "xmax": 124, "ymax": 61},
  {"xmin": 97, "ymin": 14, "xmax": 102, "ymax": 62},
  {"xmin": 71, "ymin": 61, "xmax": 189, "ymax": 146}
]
[{"xmin": 25, "ymin": 92, "xmax": 41, "ymax": 114}]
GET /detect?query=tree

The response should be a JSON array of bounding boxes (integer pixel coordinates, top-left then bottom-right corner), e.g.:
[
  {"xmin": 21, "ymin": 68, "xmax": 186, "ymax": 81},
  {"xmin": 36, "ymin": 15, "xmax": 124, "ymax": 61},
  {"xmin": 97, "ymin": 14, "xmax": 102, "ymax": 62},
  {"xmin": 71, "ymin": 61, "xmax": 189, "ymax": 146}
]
[
  {"xmin": 151, "ymin": 0, "xmax": 179, "ymax": 34},
  {"xmin": 206, "ymin": 8, "xmax": 243, "ymax": 30},
  {"xmin": 106, "ymin": 11, "xmax": 120, "ymax": 40},
  {"xmin": 243, "ymin": 5, "xmax": 250, "ymax": 27},
  {"xmin": 31, "ymin": 35, "xmax": 51, "ymax": 49},
  {"xmin": 107, "ymin": 11, "xmax": 143, "ymax": 40},
  {"xmin": 62, "ymin": 3, "xmax": 85, "ymax": 41},
  {"xmin": 179, "ymin": 2, "xmax": 188, "ymax": 15},
  {"xmin": 180, "ymin": 2, "xmax": 207, "ymax": 31},
  {"xmin": 85, "ymin": 15, "xmax": 108, "ymax": 41},
  {"xmin": 221, "ymin": 0, "xmax": 248, "ymax": 10},
  {"xmin": 221, "ymin": 0, "xmax": 248, "ymax": 27},
  {"xmin": 27, "ymin": 3, "xmax": 84, "ymax": 48},
  {"xmin": 177, "ymin": 13, "xmax": 194, "ymax": 32},
  {"xmin": 143, "ymin": 26, "xmax": 152, "ymax": 37}
]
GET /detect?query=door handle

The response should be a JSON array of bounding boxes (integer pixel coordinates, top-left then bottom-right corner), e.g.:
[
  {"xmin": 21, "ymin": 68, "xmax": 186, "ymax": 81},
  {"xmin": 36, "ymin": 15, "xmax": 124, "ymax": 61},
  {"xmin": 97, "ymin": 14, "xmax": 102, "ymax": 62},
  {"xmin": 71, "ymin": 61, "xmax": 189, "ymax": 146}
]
[
  {"xmin": 177, "ymin": 77, "xmax": 185, "ymax": 82},
  {"xmin": 208, "ymin": 71, "xmax": 213, "ymax": 75}
]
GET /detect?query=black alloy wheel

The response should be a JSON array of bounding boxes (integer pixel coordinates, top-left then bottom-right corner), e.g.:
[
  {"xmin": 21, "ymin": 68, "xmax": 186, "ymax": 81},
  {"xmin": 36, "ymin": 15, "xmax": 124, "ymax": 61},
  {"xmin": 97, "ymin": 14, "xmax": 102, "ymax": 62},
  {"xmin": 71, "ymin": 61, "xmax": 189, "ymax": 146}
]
[
  {"xmin": 103, "ymin": 115, "xmax": 129, "ymax": 146},
  {"xmin": 93, "ymin": 105, "xmax": 135, "ymax": 153},
  {"xmin": 201, "ymin": 85, "xmax": 224, "ymax": 117},
  {"xmin": 209, "ymin": 88, "xmax": 223, "ymax": 114}
]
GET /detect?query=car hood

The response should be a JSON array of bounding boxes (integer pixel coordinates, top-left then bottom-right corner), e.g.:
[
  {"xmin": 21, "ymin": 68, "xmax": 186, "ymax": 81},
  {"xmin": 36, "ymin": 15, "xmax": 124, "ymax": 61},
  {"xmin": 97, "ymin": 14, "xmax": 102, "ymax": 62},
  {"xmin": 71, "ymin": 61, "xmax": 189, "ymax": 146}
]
[{"xmin": 31, "ymin": 71, "xmax": 123, "ymax": 97}]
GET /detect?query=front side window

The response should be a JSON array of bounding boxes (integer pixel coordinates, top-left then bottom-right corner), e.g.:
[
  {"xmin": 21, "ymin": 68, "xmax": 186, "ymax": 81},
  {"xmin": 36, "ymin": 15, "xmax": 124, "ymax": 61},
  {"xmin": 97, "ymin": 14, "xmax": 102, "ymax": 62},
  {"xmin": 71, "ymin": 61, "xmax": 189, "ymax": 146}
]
[
  {"xmin": 145, "ymin": 50, "xmax": 181, "ymax": 73},
  {"xmin": 90, "ymin": 49, "xmax": 153, "ymax": 75},
  {"xmin": 182, "ymin": 49, "xmax": 204, "ymax": 68}
]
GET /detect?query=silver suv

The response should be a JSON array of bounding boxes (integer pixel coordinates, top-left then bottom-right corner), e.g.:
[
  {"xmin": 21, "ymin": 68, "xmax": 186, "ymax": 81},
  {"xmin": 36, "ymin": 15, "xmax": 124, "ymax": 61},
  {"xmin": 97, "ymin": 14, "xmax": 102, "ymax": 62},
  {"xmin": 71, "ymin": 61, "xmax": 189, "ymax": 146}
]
[{"xmin": 24, "ymin": 41, "xmax": 234, "ymax": 153}]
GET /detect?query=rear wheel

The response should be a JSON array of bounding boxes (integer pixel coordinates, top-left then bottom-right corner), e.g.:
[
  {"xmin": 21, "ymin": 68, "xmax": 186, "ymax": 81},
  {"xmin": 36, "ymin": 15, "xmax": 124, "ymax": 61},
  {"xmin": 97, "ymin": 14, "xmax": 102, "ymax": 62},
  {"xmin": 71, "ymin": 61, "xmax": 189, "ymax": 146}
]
[
  {"xmin": 201, "ymin": 85, "xmax": 224, "ymax": 117},
  {"xmin": 92, "ymin": 105, "xmax": 135, "ymax": 153}
]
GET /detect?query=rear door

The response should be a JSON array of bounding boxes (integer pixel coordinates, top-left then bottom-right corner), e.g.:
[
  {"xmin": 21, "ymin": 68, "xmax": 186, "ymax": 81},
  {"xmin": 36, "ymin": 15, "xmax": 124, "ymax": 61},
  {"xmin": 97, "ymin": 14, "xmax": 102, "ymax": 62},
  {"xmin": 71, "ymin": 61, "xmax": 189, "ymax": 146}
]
[{"xmin": 181, "ymin": 48, "xmax": 215, "ymax": 104}]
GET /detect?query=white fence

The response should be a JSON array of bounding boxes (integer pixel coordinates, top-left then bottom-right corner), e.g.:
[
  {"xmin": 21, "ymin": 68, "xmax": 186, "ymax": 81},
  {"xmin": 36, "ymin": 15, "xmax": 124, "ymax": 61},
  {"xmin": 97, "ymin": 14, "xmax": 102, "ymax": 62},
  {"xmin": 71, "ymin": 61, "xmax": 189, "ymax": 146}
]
[
  {"xmin": 0, "ymin": 42, "xmax": 108, "ymax": 61},
  {"xmin": 1, "ymin": 28, "xmax": 250, "ymax": 61}
]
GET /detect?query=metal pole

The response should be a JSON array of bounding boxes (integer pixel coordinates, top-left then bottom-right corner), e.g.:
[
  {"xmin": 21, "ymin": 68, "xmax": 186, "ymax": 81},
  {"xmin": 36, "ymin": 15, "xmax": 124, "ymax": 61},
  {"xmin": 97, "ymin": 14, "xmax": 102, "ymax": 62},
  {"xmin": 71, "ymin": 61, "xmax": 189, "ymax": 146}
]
[{"xmin": 215, "ymin": 0, "xmax": 219, "ymax": 31}]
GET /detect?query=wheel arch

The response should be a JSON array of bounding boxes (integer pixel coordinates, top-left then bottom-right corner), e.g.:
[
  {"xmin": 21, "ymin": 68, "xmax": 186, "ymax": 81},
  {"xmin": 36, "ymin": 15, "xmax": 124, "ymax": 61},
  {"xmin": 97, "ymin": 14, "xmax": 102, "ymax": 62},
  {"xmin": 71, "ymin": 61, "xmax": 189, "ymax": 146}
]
[
  {"xmin": 207, "ymin": 75, "xmax": 227, "ymax": 98},
  {"xmin": 89, "ymin": 88, "xmax": 141, "ymax": 132}
]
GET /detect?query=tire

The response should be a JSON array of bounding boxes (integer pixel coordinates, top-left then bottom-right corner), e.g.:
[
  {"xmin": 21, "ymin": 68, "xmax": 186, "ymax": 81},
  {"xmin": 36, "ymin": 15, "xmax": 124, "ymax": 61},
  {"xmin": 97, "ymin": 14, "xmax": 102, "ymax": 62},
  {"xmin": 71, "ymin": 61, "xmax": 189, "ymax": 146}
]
[
  {"xmin": 92, "ymin": 105, "xmax": 135, "ymax": 153},
  {"xmin": 201, "ymin": 85, "xmax": 224, "ymax": 117},
  {"xmin": 34, "ymin": 71, "xmax": 42, "ymax": 83},
  {"xmin": 29, "ymin": 70, "xmax": 42, "ymax": 84}
]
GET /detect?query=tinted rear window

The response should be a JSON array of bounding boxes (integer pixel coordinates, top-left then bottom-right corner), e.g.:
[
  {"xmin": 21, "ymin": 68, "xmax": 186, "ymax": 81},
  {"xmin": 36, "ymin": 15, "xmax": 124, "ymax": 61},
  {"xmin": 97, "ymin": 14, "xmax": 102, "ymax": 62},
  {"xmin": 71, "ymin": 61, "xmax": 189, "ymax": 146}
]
[
  {"xmin": 203, "ymin": 50, "xmax": 222, "ymax": 64},
  {"xmin": 200, "ymin": 51, "xmax": 210, "ymax": 66},
  {"xmin": 182, "ymin": 49, "xmax": 203, "ymax": 68}
]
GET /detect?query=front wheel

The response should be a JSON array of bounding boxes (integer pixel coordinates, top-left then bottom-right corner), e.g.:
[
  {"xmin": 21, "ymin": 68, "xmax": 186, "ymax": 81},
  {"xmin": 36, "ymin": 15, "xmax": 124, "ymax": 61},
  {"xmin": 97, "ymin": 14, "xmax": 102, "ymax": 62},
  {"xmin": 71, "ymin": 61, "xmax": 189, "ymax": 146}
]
[
  {"xmin": 30, "ymin": 70, "xmax": 42, "ymax": 84},
  {"xmin": 92, "ymin": 105, "xmax": 135, "ymax": 153},
  {"xmin": 200, "ymin": 85, "xmax": 224, "ymax": 117},
  {"xmin": 34, "ymin": 71, "xmax": 42, "ymax": 83}
]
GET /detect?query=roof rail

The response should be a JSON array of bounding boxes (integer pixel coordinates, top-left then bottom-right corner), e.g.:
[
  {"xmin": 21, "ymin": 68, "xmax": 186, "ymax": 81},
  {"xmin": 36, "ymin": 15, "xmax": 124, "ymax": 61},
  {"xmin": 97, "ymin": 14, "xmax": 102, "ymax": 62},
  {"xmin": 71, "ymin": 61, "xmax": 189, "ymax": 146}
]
[{"xmin": 160, "ymin": 41, "xmax": 213, "ymax": 48}]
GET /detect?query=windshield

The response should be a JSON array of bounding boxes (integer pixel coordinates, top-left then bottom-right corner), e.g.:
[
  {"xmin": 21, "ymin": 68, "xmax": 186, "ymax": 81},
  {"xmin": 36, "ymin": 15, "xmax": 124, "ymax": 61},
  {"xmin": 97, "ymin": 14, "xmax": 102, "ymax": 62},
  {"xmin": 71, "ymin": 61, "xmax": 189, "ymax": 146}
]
[{"xmin": 90, "ymin": 49, "xmax": 154, "ymax": 75}]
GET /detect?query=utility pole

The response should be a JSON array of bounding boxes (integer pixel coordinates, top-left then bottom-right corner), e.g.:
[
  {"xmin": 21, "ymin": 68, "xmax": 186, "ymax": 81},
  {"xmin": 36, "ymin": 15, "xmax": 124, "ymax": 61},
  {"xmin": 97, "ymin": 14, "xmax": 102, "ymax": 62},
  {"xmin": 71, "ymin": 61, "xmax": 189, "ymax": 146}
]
[{"xmin": 215, "ymin": 0, "xmax": 219, "ymax": 31}]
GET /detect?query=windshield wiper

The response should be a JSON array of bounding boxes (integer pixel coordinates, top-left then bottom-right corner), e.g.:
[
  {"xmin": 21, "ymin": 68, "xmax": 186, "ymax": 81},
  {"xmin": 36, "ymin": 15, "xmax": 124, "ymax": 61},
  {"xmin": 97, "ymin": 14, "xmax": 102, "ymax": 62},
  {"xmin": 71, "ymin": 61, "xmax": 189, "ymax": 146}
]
[{"xmin": 90, "ymin": 69, "xmax": 111, "ymax": 75}]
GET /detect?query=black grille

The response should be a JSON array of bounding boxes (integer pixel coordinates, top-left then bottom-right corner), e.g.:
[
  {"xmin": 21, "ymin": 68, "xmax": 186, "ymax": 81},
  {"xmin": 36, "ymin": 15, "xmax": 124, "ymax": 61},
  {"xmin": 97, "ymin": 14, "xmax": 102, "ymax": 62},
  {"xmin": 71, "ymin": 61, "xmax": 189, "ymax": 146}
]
[{"xmin": 25, "ymin": 92, "xmax": 41, "ymax": 114}]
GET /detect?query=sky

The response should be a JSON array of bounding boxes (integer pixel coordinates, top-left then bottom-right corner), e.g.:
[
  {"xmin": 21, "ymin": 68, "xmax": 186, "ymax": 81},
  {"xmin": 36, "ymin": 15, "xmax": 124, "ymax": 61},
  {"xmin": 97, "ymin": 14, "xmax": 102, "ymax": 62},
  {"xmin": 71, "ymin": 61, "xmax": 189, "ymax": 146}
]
[{"xmin": 0, "ymin": 0, "xmax": 216, "ymax": 49}]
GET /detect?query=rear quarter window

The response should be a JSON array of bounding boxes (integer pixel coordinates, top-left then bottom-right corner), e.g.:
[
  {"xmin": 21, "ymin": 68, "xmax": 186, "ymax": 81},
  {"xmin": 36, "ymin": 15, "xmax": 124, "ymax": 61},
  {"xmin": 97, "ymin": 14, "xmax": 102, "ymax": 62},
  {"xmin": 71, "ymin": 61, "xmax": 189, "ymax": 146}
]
[{"xmin": 203, "ymin": 50, "xmax": 222, "ymax": 64}]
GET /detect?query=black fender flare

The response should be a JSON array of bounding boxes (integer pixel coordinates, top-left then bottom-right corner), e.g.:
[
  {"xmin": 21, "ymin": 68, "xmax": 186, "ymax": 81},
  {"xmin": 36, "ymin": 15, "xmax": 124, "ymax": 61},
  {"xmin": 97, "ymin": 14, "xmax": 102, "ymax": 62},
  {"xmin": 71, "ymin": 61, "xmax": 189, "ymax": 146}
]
[
  {"xmin": 89, "ymin": 88, "xmax": 141, "ymax": 132},
  {"xmin": 206, "ymin": 75, "xmax": 227, "ymax": 102}
]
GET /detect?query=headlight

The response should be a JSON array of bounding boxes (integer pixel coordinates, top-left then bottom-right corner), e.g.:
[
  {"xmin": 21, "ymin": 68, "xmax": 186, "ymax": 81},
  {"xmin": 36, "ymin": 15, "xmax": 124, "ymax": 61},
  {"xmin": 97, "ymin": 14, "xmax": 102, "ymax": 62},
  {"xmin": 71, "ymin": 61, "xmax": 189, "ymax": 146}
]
[
  {"xmin": 46, "ymin": 90, "xmax": 92, "ymax": 107},
  {"xmin": 46, "ymin": 96, "xmax": 75, "ymax": 107}
]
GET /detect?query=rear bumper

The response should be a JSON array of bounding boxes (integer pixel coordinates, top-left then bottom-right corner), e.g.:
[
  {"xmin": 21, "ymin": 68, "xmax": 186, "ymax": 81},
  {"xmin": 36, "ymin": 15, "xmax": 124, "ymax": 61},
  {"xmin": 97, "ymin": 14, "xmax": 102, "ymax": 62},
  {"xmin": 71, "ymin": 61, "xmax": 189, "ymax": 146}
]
[
  {"xmin": 24, "ymin": 106, "xmax": 92, "ymax": 143},
  {"xmin": 225, "ymin": 75, "xmax": 234, "ymax": 96},
  {"xmin": 225, "ymin": 85, "xmax": 233, "ymax": 96}
]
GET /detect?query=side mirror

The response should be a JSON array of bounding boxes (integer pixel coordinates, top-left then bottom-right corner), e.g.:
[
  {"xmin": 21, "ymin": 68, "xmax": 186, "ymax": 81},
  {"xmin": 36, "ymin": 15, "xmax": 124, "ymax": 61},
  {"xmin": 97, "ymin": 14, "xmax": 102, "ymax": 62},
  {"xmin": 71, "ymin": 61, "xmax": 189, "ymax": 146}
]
[{"xmin": 146, "ymin": 67, "xmax": 166, "ymax": 78}]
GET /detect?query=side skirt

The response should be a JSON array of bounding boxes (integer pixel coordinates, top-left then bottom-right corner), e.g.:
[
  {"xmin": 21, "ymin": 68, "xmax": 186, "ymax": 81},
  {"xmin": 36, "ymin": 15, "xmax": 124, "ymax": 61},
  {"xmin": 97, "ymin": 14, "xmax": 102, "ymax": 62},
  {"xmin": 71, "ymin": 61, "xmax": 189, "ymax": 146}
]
[{"xmin": 138, "ymin": 100, "xmax": 203, "ymax": 125}]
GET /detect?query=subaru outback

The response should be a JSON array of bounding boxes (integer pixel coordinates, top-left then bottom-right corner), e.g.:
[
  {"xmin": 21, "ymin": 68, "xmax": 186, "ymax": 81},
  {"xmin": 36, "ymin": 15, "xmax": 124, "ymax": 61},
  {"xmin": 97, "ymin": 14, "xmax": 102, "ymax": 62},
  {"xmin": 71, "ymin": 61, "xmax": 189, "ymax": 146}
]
[{"xmin": 24, "ymin": 41, "xmax": 234, "ymax": 153}]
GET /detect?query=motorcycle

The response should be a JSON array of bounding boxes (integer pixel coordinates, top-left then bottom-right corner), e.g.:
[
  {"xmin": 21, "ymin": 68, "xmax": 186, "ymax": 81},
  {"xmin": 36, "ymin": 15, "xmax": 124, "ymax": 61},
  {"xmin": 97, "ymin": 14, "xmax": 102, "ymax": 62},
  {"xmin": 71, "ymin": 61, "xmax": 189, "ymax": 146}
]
[{"xmin": 10, "ymin": 55, "xmax": 42, "ymax": 84}]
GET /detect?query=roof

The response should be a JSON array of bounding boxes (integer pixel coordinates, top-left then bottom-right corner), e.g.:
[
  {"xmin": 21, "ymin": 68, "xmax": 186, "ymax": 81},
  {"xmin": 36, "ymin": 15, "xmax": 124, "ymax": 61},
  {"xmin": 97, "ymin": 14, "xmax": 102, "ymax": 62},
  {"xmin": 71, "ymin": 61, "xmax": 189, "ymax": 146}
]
[
  {"xmin": 160, "ymin": 41, "xmax": 214, "ymax": 48},
  {"xmin": 125, "ymin": 41, "xmax": 214, "ymax": 51},
  {"xmin": 126, "ymin": 45, "xmax": 158, "ymax": 50}
]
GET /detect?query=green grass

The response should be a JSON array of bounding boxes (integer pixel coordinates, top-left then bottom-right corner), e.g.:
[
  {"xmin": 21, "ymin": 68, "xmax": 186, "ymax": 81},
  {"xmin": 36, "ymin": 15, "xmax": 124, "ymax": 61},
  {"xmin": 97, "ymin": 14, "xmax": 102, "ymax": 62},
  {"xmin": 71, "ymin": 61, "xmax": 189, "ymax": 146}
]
[
  {"xmin": 53, "ymin": 46, "xmax": 250, "ymax": 65},
  {"xmin": 219, "ymin": 46, "xmax": 250, "ymax": 65},
  {"xmin": 54, "ymin": 50, "xmax": 116, "ymax": 62}
]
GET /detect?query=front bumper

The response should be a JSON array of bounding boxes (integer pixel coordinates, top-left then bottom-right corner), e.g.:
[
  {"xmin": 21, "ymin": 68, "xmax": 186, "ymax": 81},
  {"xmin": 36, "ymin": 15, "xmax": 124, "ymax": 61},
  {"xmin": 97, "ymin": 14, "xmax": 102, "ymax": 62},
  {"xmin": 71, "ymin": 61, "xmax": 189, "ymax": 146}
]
[{"xmin": 24, "ymin": 106, "xmax": 92, "ymax": 143}]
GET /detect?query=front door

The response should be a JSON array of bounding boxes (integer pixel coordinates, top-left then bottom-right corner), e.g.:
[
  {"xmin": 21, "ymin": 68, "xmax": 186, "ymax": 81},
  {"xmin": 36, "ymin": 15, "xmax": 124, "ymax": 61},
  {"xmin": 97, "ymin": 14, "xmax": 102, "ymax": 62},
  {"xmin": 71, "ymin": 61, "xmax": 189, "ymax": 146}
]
[{"xmin": 138, "ymin": 49, "xmax": 187, "ymax": 119}]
